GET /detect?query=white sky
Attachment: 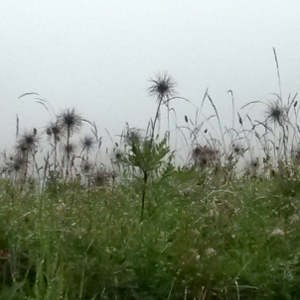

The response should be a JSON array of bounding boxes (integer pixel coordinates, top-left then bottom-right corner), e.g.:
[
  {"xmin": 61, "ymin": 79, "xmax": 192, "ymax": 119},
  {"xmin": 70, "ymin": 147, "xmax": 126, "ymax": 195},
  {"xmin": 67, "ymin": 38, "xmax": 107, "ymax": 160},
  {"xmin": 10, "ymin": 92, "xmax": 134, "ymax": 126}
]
[{"xmin": 1, "ymin": 1, "xmax": 300, "ymax": 161}]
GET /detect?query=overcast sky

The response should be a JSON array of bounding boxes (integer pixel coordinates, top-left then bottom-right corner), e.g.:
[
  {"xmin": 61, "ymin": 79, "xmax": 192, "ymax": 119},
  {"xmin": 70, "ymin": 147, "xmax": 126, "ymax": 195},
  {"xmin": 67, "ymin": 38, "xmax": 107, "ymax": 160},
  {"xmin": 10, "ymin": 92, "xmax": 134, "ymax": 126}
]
[{"xmin": 1, "ymin": 1, "xmax": 300, "ymax": 159}]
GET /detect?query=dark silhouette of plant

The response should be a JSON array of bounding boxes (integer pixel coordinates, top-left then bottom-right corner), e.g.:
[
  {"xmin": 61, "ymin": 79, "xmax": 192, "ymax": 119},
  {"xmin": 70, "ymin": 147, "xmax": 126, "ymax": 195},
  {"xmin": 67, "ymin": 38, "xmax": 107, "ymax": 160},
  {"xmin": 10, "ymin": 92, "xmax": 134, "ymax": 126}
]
[
  {"xmin": 192, "ymin": 145, "xmax": 219, "ymax": 169},
  {"xmin": 46, "ymin": 120, "xmax": 63, "ymax": 174},
  {"xmin": 148, "ymin": 73, "xmax": 177, "ymax": 142},
  {"xmin": 62, "ymin": 142, "xmax": 76, "ymax": 176},
  {"xmin": 265, "ymin": 100, "xmax": 287, "ymax": 125},
  {"xmin": 15, "ymin": 129, "xmax": 39, "ymax": 179},
  {"xmin": 3, "ymin": 155, "xmax": 25, "ymax": 183},
  {"xmin": 57, "ymin": 109, "xmax": 83, "ymax": 177},
  {"xmin": 80, "ymin": 135, "xmax": 95, "ymax": 158}
]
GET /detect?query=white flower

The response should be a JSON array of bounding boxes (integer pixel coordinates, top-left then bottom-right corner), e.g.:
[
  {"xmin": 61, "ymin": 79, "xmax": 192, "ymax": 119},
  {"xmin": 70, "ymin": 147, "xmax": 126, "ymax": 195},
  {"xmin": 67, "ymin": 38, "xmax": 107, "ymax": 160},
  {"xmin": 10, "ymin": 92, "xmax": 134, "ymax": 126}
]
[
  {"xmin": 271, "ymin": 228, "xmax": 285, "ymax": 237},
  {"xmin": 289, "ymin": 214, "xmax": 299, "ymax": 224},
  {"xmin": 205, "ymin": 247, "xmax": 216, "ymax": 257}
]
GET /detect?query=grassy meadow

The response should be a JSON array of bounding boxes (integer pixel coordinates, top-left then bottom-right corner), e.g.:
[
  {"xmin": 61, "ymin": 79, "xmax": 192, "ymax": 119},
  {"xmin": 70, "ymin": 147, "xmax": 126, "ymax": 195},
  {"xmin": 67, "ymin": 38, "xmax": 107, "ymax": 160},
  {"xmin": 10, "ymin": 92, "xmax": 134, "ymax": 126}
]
[{"xmin": 1, "ymin": 65, "xmax": 300, "ymax": 299}]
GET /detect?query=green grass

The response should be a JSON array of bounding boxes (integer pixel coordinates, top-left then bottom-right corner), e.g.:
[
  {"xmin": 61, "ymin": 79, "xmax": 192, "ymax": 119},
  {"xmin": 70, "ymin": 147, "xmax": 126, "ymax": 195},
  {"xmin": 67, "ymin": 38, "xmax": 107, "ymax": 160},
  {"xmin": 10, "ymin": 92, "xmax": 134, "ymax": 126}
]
[
  {"xmin": 0, "ymin": 169, "xmax": 300, "ymax": 299},
  {"xmin": 3, "ymin": 66, "xmax": 300, "ymax": 299}
]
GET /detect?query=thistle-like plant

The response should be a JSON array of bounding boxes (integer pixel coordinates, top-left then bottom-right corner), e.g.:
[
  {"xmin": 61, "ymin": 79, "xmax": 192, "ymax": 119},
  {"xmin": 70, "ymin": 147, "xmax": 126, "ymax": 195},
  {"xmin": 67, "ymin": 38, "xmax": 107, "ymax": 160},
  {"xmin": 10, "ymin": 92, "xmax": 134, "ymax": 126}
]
[
  {"xmin": 3, "ymin": 155, "xmax": 25, "ymax": 182},
  {"xmin": 15, "ymin": 129, "xmax": 39, "ymax": 179},
  {"xmin": 57, "ymin": 108, "xmax": 82, "ymax": 177},
  {"xmin": 57, "ymin": 142, "xmax": 76, "ymax": 178},
  {"xmin": 192, "ymin": 145, "xmax": 219, "ymax": 169},
  {"xmin": 46, "ymin": 120, "xmax": 63, "ymax": 174},
  {"xmin": 80, "ymin": 135, "xmax": 95, "ymax": 158},
  {"xmin": 148, "ymin": 72, "xmax": 176, "ymax": 142},
  {"xmin": 265, "ymin": 100, "xmax": 287, "ymax": 126},
  {"xmin": 264, "ymin": 100, "xmax": 289, "ymax": 165}
]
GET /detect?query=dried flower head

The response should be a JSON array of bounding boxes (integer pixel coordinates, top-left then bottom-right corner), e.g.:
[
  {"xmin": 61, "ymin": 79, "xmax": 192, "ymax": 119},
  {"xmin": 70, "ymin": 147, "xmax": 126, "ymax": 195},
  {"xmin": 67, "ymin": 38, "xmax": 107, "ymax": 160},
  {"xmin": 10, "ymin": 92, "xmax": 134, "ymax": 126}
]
[
  {"xmin": 80, "ymin": 135, "xmax": 95, "ymax": 154},
  {"xmin": 80, "ymin": 160, "xmax": 93, "ymax": 174},
  {"xmin": 58, "ymin": 108, "xmax": 83, "ymax": 134},
  {"xmin": 149, "ymin": 72, "xmax": 176, "ymax": 101},
  {"xmin": 111, "ymin": 148, "xmax": 123, "ymax": 164},
  {"xmin": 125, "ymin": 129, "xmax": 142, "ymax": 146},
  {"xmin": 46, "ymin": 121, "xmax": 63, "ymax": 141},
  {"xmin": 16, "ymin": 129, "xmax": 39, "ymax": 154},
  {"xmin": 64, "ymin": 143, "xmax": 76, "ymax": 155},
  {"xmin": 265, "ymin": 101, "xmax": 287, "ymax": 125},
  {"xmin": 91, "ymin": 169, "xmax": 108, "ymax": 186},
  {"xmin": 192, "ymin": 145, "xmax": 219, "ymax": 167},
  {"xmin": 5, "ymin": 156, "xmax": 25, "ymax": 174}
]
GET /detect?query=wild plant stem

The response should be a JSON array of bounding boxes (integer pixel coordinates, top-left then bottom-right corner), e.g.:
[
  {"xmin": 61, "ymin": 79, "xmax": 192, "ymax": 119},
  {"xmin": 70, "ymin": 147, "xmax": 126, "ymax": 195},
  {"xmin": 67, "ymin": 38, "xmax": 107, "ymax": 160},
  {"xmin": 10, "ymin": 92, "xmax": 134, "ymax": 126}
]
[
  {"xmin": 140, "ymin": 170, "xmax": 148, "ymax": 222},
  {"xmin": 151, "ymin": 97, "xmax": 163, "ymax": 143}
]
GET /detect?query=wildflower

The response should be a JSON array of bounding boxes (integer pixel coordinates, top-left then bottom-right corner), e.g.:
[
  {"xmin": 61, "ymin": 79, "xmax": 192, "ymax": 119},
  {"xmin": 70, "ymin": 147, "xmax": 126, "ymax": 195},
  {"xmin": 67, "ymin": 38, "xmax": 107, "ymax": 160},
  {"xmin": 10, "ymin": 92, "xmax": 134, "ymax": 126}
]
[
  {"xmin": 271, "ymin": 228, "xmax": 285, "ymax": 237},
  {"xmin": 231, "ymin": 143, "xmax": 245, "ymax": 157},
  {"xmin": 91, "ymin": 169, "xmax": 108, "ymax": 186},
  {"xmin": 57, "ymin": 108, "xmax": 83, "ymax": 135},
  {"xmin": 149, "ymin": 72, "xmax": 176, "ymax": 102},
  {"xmin": 205, "ymin": 247, "xmax": 216, "ymax": 257},
  {"xmin": 58, "ymin": 109, "xmax": 82, "ymax": 175},
  {"xmin": 63, "ymin": 143, "xmax": 76, "ymax": 156},
  {"xmin": 16, "ymin": 129, "xmax": 39, "ymax": 155},
  {"xmin": 80, "ymin": 160, "xmax": 93, "ymax": 174},
  {"xmin": 192, "ymin": 145, "xmax": 219, "ymax": 168},
  {"xmin": 111, "ymin": 148, "xmax": 123, "ymax": 164},
  {"xmin": 5, "ymin": 156, "xmax": 25, "ymax": 175},
  {"xmin": 46, "ymin": 121, "xmax": 62, "ymax": 142},
  {"xmin": 125, "ymin": 129, "xmax": 142, "ymax": 146},
  {"xmin": 265, "ymin": 100, "xmax": 287, "ymax": 125},
  {"xmin": 80, "ymin": 135, "xmax": 95, "ymax": 155}
]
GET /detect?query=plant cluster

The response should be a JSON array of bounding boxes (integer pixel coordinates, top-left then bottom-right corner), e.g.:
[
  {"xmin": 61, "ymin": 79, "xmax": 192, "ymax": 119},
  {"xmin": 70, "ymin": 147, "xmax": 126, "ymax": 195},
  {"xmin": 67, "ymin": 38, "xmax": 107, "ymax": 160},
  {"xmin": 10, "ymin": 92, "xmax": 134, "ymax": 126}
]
[{"xmin": 1, "ymin": 52, "xmax": 300, "ymax": 298}]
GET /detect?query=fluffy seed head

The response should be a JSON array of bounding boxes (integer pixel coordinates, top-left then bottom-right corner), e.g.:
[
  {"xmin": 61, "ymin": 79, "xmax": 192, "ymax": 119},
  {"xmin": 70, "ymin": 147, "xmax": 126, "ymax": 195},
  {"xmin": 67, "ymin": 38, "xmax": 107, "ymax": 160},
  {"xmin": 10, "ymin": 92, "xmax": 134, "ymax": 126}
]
[
  {"xmin": 149, "ymin": 72, "xmax": 176, "ymax": 101},
  {"xmin": 58, "ymin": 108, "xmax": 83, "ymax": 134},
  {"xmin": 16, "ymin": 129, "xmax": 39, "ymax": 154},
  {"xmin": 80, "ymin": 135, "xmax": 95, "ymax": 154},
  {"xmin": 265, "ymin": 101, "xmax": 287, "ymax": 125}
]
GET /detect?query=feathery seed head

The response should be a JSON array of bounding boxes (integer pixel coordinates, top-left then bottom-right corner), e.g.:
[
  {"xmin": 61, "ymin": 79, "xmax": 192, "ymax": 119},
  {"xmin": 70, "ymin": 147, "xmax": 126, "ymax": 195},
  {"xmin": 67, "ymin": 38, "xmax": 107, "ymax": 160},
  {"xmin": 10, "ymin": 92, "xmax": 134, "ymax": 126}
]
[
  {"xmin": 265, "ymin": 101, "xmax": 287, "ymax": 125},
  {"xmin": 58, "ymin": 108, "xmax": 83, "ymax": 133},
  {"xmin": 64, "ymin": 143, "xmax": 76, "ymax": 155},
  {"xmin": 16, "ymin": 129, "xmax": 39, "ymax": 154},
  {"xmin": 192, "ymin": 145, "xmax": 219, "ymax": 167},
  {"xmin": 149, "ymin": 72, "xmax": 176, "ymax": 101},
  {"xmin": 80, "ymin": 160, "xmax": 93, "ymax": 174},
  {"xmin": 80, "ymin": 135, "xmax": 95, "ymax": 154},
  {"xmin": 46, "ymin": 121, "xmax": 62, "ymax": 141}
]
